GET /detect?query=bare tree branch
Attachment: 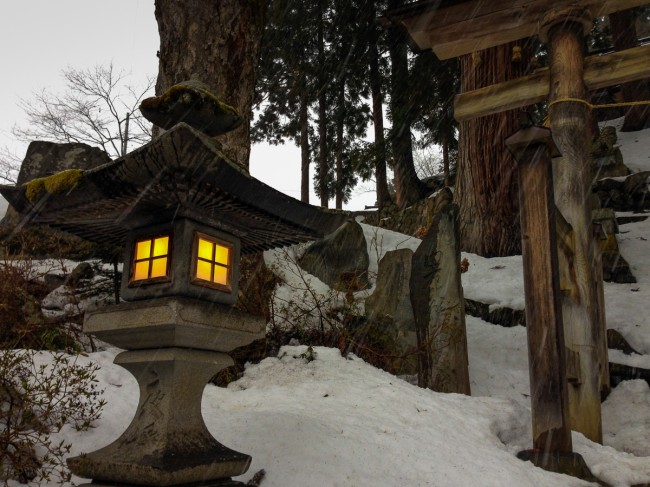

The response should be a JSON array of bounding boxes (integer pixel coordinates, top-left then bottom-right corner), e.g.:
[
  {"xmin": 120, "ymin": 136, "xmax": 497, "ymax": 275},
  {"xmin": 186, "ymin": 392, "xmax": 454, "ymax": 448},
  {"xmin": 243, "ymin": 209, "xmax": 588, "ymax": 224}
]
[{"xmin": 12, "ymin": 64, "xmax": 154, "ymax": 159}]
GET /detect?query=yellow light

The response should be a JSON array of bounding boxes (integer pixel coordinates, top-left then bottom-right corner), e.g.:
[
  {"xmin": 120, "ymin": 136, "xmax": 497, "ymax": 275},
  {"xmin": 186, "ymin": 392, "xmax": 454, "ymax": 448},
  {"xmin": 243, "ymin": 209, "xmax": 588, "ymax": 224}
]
[
  {"xmin": 196, "ymin": 259, "xmax": 212, "ymax": 281},
  {"xmin": 131, "ymin": 234, "xmax": 171, "ymax": 283},
  {"xmin": 213, "ymin": 265, "xmax": 228, "ymax": 285},
  {"xmin": 215, "ymin": 244, "xmax": 229, "ymax": 265},
  {"xmin": 197, "ymin": 238, "xmax": 214, "ymax": 261},
  {"xmin": 150, "ymin": 257, "xmax": 168, "ymax": 278},
  {"xmin": 133, "ymin": 261, "xmax": 150, "ymax": 281},
  {"xmin": 136, "ymin": 240, "xmax": 151, "ymax": 260},
  {"xmin": 153, "ymin": 236, "xmax": 169, "ymax": 257}
]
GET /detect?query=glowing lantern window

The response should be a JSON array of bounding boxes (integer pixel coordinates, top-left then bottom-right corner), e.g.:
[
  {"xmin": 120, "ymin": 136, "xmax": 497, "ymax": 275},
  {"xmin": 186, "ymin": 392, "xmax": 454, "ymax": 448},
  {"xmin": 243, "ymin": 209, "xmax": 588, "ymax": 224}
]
[
  {"xmin": 131, "ymin": 235, "xmax": 170, "ymax": 282},
  {"xmin": 193, "ymin": 233, "xmax": 232, "ymax": 289}
]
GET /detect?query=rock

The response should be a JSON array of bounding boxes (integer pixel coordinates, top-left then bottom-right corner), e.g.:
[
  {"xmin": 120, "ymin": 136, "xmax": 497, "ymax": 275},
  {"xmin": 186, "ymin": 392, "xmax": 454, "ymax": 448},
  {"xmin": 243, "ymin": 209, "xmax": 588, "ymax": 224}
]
[
  {"xmin": 43, "ymin": 273, "xmax": 66, "ymax": 292},
  {"xmin": 16, "ymin": 141, "xmax": 111, "ymax": 186},
  {"xmin": 298, "ymin": 220, "xmax": 369, "ymax": 292},
  {"xmin": 609, "ymin": 362, "xmax": 650, "ymax": 388},
  {"xmin": 66, "ymin": 262, "xmax": 95, "ymax": 287},
  {"xmin": 591, "ymin": 125, "xmax": 617, "ymax": 154},
  {"xmin": 592, "ymin": 147, "xmax": 629, "ymax": 179},
  {"xmin": 2, "ymin": 141, "xmax": 111, "ymax": 226},
  {"xmin": 378, "ymin": 187, "xmax": 453, "ymax": 237},
  {"xmin": 592, "ymin": 208, "xmax": 636, "ymax": 283},
  {"xmin": 365, "ymin": 249, "xmax": 416, "ymax": 371},
  {"xmin": 593, "ymin": 171, "xmax": 650, "ymax": 212},
  {"xmin": 464, "ymin": 299, "xmax": 526, "ymax": 327},
  {"xmin": 607, "ymin": 329, "xmax": 640, "ymax": 355},
  {"xmin": 410, "ymin": 203, "xmax": 470, "ymax": 395},
  {"xmin": 140, "ymin": 78, "xmax": 243, "ymax": 137}
]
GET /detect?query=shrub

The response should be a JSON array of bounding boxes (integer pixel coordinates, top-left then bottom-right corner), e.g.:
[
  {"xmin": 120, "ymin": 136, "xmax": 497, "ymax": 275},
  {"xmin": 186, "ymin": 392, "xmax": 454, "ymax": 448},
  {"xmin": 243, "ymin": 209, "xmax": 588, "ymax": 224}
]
[{"xmin": 0, "ymin": 350, "xmax": 105, "ymax": 486}]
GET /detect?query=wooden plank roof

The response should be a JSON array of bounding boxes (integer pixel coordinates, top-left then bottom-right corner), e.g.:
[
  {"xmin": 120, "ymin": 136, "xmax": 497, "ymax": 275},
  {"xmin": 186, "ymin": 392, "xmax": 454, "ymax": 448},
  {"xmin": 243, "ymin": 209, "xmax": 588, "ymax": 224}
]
[{"xmin": 0, "ymin": 123, "xmax": 349, "ymax": 253}]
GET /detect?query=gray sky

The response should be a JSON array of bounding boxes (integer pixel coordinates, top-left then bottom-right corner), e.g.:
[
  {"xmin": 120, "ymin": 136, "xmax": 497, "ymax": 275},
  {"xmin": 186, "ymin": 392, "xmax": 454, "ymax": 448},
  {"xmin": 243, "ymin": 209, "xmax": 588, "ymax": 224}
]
[{"xmin": 0, "ymin": 1, "xmax": 376, "ymax": 210}]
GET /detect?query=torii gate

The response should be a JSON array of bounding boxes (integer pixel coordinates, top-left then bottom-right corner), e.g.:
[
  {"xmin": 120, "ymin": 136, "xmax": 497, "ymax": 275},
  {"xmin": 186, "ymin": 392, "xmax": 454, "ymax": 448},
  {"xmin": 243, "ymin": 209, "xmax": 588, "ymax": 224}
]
[{"xmin": 381, "ymin": 0, "xmax": 650, "ymax": 468}]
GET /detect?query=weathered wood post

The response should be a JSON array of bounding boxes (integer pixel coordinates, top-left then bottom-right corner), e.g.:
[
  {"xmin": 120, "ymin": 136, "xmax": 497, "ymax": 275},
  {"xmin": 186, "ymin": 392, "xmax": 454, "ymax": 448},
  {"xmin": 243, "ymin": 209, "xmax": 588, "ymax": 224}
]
[
  {"xmin": 541, "ymin": 8, "xmax": 604, "ymax": 443},
  {"xmin": 505, "ymin": 126, "xmax": 572, "ymax": 455}
]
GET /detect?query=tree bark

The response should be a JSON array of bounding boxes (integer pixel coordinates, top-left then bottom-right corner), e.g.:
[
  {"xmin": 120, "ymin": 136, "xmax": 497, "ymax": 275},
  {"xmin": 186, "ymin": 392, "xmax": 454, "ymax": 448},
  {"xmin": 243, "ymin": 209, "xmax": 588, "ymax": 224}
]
[
  {"xmin": 317, "ymin": 0, "xmax": 329, "ymax": 208},
  {"xmin": 387, "ymin": 19, "xmax": 426, "ymax": 209},
  {"xmin": 335, "ymin": 81, "xmax": 345, "ymax": 210},
  {"xmin": 299, "ymin": 77, "xmax": 310, "ymax": 204},
  {"xmin": 609, "ymin": 8, "xmax": 650, "ymax": 131},
  {"xmin": 456, "ymin": 42, "xmax": 528, "ymax": 257},
  {"xmin": 369, "ymin": 17, "xmax": 391, "ymax": 211},
  {"xmin": 154, "ymin": 0, "xmax": 265, "ymax": 168}
]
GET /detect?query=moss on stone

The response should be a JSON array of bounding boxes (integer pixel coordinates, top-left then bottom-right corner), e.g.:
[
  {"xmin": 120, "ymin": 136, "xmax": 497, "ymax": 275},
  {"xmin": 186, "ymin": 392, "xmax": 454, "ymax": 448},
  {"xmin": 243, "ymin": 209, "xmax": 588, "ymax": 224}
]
[
  {"xmin": 139, "ymin": 79, "xmax": 243, "ymax": 137},
  {"xmin": 24, "ymin": 169, "xmax": 84, "ymax": 202}
]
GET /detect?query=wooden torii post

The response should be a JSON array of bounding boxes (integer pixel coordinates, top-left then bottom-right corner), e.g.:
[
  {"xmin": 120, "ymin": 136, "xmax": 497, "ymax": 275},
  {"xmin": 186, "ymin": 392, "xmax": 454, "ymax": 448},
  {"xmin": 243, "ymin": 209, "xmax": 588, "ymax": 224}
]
[{"xmin": 380, "ymin": 0, "xmax": 650, "ymax": 453}]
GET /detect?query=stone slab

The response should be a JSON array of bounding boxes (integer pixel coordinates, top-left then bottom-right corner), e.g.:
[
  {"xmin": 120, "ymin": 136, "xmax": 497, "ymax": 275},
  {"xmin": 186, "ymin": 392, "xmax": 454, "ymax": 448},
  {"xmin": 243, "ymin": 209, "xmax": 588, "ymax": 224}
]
[{"xmin": 84, "ymin": 296, "xmax": 265, "ymax": 352}]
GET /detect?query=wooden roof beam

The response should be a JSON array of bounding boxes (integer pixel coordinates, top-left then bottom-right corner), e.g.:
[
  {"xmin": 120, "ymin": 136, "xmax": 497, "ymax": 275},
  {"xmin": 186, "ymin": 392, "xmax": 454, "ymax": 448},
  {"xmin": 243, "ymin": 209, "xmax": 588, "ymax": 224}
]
[
  {"xmin": 454, "ymin": 44, "xmax": 650, "ymax": 121},
  {"xmin": 381, "ymin": 0, "xmax": 650, "ymax": 59}
]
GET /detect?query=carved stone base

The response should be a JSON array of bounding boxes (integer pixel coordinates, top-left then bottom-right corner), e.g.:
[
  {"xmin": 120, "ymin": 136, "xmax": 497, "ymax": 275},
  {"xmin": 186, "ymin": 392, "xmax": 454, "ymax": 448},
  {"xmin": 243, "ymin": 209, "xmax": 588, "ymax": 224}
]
[{"xmin": 68, "ymin": 348, "xmax": 250, "ymax": 486}]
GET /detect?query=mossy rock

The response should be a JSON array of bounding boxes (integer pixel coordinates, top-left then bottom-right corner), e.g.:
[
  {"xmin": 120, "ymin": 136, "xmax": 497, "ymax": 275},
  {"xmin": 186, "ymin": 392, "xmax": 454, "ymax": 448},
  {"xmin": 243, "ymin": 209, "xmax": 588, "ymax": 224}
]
[
  {"xmin": 140, "ymin": 78, "xmax": 243, "ymax": 137},
  {"xmin": 24, "ymin": 169, "xmax": 84, "ymax": 202}
]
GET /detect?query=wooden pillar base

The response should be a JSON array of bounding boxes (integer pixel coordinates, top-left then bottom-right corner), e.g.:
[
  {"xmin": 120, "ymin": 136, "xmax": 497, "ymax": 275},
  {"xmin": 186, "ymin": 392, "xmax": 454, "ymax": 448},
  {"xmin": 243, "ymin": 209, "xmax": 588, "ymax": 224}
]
[{"xmin": 516, "ymin": 450, "xmax": 605, "ymax": 485}]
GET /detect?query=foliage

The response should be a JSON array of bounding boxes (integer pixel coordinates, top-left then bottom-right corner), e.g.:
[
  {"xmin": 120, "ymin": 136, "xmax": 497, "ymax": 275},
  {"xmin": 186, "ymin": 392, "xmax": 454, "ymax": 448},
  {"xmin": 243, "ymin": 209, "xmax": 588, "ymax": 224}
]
[
  {"xmin": 264, "ymin": 245, "xmax": 415, "ymax": 374},
  {"xmin": 0, "ymin": 350, "xmax": 105, "ymax": 485},
  {"xmin": 0, "ymin": 228, "xmax": 115, "ymax": 351},
  {"xmin": 13, "ymin": 64, "xmax": 154, "ymax": 159}
]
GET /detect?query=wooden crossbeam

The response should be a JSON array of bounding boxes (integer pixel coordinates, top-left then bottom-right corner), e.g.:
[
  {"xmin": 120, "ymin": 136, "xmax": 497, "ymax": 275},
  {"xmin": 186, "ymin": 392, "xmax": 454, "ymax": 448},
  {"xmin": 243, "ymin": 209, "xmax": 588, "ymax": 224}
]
[
  {"xmin": 454, "ymin": 44, "xmax": 650, "ymax": 121},
  {"xmin": 382, "ymin": 0, "xmax": 650, "ymax": 59}
]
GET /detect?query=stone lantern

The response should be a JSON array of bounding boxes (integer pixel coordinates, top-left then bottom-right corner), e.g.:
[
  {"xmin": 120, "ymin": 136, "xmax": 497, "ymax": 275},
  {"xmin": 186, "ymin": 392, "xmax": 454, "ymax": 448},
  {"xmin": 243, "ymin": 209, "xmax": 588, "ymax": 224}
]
[{"xmin": 0, "ymin": 122, "xmax": 347, "ymax": 486}]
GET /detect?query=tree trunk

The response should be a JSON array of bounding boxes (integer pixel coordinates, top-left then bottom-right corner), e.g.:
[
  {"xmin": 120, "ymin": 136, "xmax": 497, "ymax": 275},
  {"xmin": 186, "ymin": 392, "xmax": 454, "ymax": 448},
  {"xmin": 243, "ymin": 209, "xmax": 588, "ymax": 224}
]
[
  {"xmin": 299, "ymin": 77, "xmax": 310, "ymax": 204},
  {"xmin": 387, "ymin": 16, "xmax": 426, "ymax": 209},
  {"xmin": 335, "ymin": 81, "xmax": 345, "ymax": 210},
  {"xmin": 317, "ymin": 0, "xmax": 329, "ymax": 208},
  {"xmin": 609, "ymin": 8, "xmax": 650, "ymax": 132},
  {"xmin": 456, "ymin": 42, "xmax": 528, "ymax": 257},
  {"xmin": 153, "ymin": 0, "xmax": 265, "ymax": 169},
  {"xmin": 369, "ymin": 16, "xmax": 391, "ymax": 211}
]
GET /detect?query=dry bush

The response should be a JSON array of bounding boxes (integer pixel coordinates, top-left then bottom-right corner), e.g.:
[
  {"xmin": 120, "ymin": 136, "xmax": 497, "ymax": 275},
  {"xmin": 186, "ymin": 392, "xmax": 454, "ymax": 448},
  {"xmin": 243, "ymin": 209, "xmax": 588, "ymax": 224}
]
[{"xmin": 0, "ymin": 350, "xmax": 105, "ymax": 485}]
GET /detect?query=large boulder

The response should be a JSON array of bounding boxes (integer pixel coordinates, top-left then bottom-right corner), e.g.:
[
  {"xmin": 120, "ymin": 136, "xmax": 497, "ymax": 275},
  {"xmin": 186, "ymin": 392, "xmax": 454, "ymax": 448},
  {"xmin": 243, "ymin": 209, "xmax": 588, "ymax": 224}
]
[
  {"xmin": 16, "ymin": 141, "xmax": 111, "ymax": 186},
  {"xmin": 298, "ymin": 220, "xmax": 369, "ymax": 292},
  {"xmin": 410, "ymin": 202, "xmax": 470, "ymax": 395},
  {"xmin": 2, "ymin": 141, "xmax": 111, "ymax": 226},
  {"xmin": 365, "ymin": 248, "xmax": 416, "ymax": 371}
]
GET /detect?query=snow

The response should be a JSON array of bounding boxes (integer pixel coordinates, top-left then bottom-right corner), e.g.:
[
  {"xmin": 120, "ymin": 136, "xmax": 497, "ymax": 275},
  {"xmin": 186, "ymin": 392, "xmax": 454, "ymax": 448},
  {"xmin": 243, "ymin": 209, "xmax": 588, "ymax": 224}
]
[{"xmin": 6, "ymin": 121, "xmax": 650, "ymax": 486}]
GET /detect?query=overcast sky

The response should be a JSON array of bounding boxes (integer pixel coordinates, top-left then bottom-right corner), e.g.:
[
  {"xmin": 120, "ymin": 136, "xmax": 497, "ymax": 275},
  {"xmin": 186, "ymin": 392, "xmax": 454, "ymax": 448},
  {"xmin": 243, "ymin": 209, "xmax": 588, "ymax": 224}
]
[{"xmin": 0, "ymin": 1, "xmax": 376, "ymax": 210}]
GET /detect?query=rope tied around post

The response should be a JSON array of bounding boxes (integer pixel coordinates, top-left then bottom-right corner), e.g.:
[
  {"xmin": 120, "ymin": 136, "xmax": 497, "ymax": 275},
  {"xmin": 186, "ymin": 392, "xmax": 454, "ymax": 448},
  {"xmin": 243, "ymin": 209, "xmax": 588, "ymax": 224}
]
[{"xmin": 544, "ymin": 98, "xmax": 650, "ymax": 126}]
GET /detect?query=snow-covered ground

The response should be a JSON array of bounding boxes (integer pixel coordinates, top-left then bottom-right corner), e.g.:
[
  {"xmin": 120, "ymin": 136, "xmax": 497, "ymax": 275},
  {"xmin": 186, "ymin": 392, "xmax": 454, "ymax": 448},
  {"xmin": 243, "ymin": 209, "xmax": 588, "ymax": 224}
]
[{"xmin": 5, "ymin": 119, "xmax": 650, "ymax": 486}]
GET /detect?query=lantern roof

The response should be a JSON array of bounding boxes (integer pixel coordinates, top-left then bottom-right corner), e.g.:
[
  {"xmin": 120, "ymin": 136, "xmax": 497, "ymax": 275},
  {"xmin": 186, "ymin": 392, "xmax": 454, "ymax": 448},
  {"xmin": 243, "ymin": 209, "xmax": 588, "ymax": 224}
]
[{"xmin": 0, "ymin": 123, "xmax": 349, "ymax": 253}]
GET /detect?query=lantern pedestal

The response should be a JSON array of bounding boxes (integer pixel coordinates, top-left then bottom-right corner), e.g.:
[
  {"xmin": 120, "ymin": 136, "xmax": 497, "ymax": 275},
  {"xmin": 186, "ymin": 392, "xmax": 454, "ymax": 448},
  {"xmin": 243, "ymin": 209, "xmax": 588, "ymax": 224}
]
[
  {"xmin": 68, "ymin": 348, "xmax": 250, "ymax": 486},
  {"xmin": 83, "ymin": 296, "xmax": 265, "ymax": 352}
]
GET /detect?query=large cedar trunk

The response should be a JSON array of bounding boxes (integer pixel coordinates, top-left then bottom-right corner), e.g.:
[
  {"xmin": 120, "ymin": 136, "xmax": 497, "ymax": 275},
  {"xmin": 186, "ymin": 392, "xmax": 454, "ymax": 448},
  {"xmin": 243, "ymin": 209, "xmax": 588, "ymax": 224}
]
[
  {"xmin": 456, "ymin": 42, "xmax": 528, "ymax": 257},
  {"xmin": 609, "ymin": 9, "xmax": 650, "ymax": 132},
  {"xmin": 154, "ymin": 0, "xmax": 265, "ymax": 169},
  {"xmin": 387, "ymin": 21, "xmax": 426, "ymax": 209},
  {"xmin": 369, "ymin": 17, "xmax": 391, "ymax": 211}
]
